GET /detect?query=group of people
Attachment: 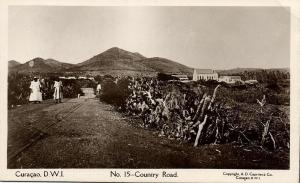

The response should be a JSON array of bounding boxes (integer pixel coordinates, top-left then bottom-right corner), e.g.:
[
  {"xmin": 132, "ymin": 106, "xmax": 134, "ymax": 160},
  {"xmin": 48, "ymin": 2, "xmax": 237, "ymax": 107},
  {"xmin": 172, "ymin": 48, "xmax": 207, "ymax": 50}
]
[
  {"xmin": 124, "ymin": 77, "xmax": 201, "ymax": 140},
  {"xmin": 29, "ymin": 77, "xmax": 63, "ymax": 104}
]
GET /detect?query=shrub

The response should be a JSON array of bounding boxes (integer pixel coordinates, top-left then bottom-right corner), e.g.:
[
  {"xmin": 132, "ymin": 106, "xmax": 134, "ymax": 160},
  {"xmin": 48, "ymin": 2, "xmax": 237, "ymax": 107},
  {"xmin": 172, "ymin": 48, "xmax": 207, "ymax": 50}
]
[
  {"xmin": 99, "ymin": 77, "xmax": 289, "ymax": 150},
  {"xmin": 8, "ymin": 73, "xmax": 86, "ymax": 108},
  {"xmin": 157, "ymin": 73, "xmax": 178, "ymax": 81},
  {"xmin": 100, "ymin": 78, "xmax": 131, "ymax": 110},
  {"xmin": 61, "ymin": 79, "xmax": 84, "ymax": 98},
  {"xmin": 8, "ymin": 73, "xmax": 31, "ymax": 107}
]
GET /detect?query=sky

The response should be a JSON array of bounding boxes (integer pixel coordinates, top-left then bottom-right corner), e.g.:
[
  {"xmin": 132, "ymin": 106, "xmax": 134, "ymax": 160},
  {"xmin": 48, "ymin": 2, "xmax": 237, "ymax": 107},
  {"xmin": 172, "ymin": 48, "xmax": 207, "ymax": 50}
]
[{"xmin": 8, "ymin": 6, "xmax": 290, "ymax": 69}]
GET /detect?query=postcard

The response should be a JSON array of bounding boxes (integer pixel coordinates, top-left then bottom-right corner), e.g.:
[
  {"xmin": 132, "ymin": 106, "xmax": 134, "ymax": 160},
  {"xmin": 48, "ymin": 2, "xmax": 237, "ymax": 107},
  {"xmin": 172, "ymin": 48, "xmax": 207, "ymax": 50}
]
[{"xmin": 0, "ymin": 0, "xmax": 299, "ymax": 182}]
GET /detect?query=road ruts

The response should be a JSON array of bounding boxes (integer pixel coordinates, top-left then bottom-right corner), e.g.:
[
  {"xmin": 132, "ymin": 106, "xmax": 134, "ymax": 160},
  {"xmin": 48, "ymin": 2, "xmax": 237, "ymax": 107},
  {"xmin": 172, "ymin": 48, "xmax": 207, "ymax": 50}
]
[{"xmin": 8, "ymin": 99, "xmax": 84, "ymax": 167}]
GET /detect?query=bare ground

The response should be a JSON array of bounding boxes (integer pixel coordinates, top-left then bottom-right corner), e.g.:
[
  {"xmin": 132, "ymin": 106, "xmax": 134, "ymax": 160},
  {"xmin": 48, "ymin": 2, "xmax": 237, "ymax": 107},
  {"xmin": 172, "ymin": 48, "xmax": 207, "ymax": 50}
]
[{"xmin": 8, "ymin": 98, "xmax": 289, "ymax": 169}]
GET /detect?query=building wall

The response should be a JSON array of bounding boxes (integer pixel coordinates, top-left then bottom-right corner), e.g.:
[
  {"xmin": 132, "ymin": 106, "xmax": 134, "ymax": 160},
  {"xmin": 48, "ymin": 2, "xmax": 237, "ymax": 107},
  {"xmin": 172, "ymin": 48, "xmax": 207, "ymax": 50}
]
[
  {"xmin": 218, "ymin": 76, "xmax": 231, "ymax": 83},
  {"xmin": 218, "ymin": 76, "xmax": 242, "ymax": 84},
  {"xmin": 193, "ymin": 73, "xmax": 218, "ymax": 81}
]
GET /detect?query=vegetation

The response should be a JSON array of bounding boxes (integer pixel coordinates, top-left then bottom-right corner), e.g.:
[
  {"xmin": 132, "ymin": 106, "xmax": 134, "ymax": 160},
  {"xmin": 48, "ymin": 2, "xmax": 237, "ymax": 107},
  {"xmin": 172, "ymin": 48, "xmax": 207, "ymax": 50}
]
[
  {"xmin": 8, "ymin": 73, "xmax": 32, "ymax": 106},
  {"xmin": 8, "ymin": 70, "xmax": 290, "ymax": 151},
  {"xmin": 100, "ymin": 77, "xmax": 131, "ymax": 109},
  {"xmin": 8, "ymin": 73, "xmax": 87, "ymax": 108},
  {"xmin": 220, "ymin": 69, "xmax": 290, "ymax": 83},
  {"xmin": 99, "ymin": 73, "xmax": 289, "ymax": 151}
]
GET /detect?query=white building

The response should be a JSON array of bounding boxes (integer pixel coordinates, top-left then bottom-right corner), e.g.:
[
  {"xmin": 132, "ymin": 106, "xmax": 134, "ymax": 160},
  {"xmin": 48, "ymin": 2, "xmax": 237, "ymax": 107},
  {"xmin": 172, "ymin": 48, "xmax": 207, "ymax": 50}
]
[
  {"xmin": 78, "ymin": 76, "xmax": 87, "ymax": 79},
  {"xmin": 171, "ymin": 74, "xmax": 189, "ymax": 82},
  {"xmin": 245, "ymin": 79, "xmax": 258, "ymax": 85},
  {"xmin": 218, "ymin": 76, "xmax": 243, "ymax": 84},
  {"xmin": 193, "ymin": 69, "xmax": 218, "ymax": 81}
]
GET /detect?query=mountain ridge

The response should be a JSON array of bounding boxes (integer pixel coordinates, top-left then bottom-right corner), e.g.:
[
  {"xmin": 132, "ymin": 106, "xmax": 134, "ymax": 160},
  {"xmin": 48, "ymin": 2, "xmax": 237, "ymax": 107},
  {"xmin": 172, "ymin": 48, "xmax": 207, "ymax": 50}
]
[
  {"xmin": 9, "ymin": 47, "xmax": 289, "ymax": 76},
  {"xmin": 9, "ymin": 57, "xmax": 74, "ymax": 73},
  {"xmin": 77, "ymin": 47, "xmax": 146, "ymax": 67},
  {"xmin": 217, "ymin": 67, "xmax": 290, "ymax": 75},
  {"xmin": 8, "ymin": 60, "xmax": 21, "ymax": 68}
]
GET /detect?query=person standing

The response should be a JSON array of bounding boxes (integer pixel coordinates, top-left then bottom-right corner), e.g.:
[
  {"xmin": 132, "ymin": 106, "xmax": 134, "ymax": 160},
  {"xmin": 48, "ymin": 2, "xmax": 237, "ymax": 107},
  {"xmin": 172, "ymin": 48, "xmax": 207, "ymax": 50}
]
[
  {"xmin": 39, "ymin": 78, "xmax": 46, "ymax": 100},
  {"xmin": 29, "ymin": 77, "xmax": 43, "ymax": 103},
  {"xmin": 53, "ymin": 78, "xmax": 63, "ymax": 103},
  {"xmin": 96, "ymin": 82, "xmax": 102, "ymax": 96}
]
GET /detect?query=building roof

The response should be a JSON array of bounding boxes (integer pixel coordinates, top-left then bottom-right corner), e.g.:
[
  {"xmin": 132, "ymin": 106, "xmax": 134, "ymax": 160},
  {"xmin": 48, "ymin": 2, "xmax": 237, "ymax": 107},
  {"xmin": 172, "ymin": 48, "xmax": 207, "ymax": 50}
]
[
  {"xmin": 230, "ymin": 76, "xmax": 241, "ymax": 79},
  {"xmin": 245, "ymin": 79, "xmax": 258, "ymax": 83},
  {"xmin": 194, "ymin": 69, "xmax": 216, "ymax": 74},
  {"xmin": 219, "ymin": 75, "xmax": 241, "ymax": 79}
]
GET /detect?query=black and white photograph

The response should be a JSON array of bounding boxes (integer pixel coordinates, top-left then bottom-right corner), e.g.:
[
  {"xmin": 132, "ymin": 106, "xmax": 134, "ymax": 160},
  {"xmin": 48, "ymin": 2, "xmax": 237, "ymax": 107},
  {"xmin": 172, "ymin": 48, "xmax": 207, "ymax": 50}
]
[{"xmin": 1, "ymin": 1, "xmax": 299, "ymax": 182}]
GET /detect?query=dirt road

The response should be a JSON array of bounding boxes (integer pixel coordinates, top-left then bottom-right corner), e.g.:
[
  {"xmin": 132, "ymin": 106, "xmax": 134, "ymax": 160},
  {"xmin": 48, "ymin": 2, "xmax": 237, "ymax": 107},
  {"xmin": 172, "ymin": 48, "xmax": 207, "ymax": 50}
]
[{"xmin": 8, "ymin": 98, "xmax": 288, "ymax": 169}]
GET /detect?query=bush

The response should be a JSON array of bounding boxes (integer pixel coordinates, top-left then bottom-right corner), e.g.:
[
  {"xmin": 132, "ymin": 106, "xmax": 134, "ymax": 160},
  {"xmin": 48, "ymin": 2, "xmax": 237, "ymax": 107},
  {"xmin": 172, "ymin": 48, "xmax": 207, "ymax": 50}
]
[
  {"xmin": 8, "ymin": 73, "xmax": 31, "ymax": 107},
  {"xmin": 61, "ymin": 79, "xmax": 84, "ymax": 98},
  {"xmin": 75, "ymin": 79, "xmax": 97, "ymax": 88},
  {"xmin": 99, "ymin": 76, "xmax": 289, "ymax": 150},
  {"xmin": 266, "ymin": 82, "xmax": 281, "ymax": 93},
  {"xmin": 100, "ymin": 78, "xmax": 131, "ymax": 110},
  {"xmin": 8, "ymin": 73, "xmax": 87, "ymax": 108},
  {"xmin": 214, "ymin": 84, "xmax": 289, "ymax": 105},
  {"xmin": 157, "ymin": 73, "xmax": 178, "ymax": 81}
]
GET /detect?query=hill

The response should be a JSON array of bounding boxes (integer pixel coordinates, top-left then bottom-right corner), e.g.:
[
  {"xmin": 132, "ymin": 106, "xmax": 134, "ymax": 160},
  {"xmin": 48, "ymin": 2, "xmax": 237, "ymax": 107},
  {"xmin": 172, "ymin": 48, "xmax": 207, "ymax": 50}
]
[
  {"xmin": 73, "ymin": 47, "xmax": 152, "ymax": 72},
  {"xmin": 137, "ymin": 57, "xmax": 192, "ymax": 75},
  {"xmin": 9, "ymin": 47, "xmax": 194, "ymax": 76},
  {"xmin": 9, "ymin": 57, "xmax": 74, "ymax": 73},
  {"xmin": 72, "ymin": 47, "xmax": 192, "ymax": 75},
  {"xmin": 8, "ymin": 60, "xmax": 21, "ymax": 68},
  {"xmin": 43, "ymin": 59, "xmax": 74, "ymax": 70}
]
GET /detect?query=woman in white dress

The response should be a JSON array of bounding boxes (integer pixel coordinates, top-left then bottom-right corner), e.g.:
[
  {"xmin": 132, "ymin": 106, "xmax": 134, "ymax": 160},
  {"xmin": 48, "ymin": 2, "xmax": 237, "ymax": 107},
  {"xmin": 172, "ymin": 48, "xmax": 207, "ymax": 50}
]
[
  {"xmin": 29, "ymin": 77, "xmax": 43, "ymax": 103},
  {"xmin": 53, "ymin": 78, "xmax": 63, "ymax": 103}
]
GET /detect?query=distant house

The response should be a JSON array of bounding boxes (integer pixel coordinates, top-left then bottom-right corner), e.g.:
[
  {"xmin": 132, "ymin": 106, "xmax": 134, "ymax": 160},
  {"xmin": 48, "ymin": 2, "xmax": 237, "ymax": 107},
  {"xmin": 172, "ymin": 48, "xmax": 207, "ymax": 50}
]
[
  {"xmin": 245, "ymin": 79, "xmax": 258, "ymax": 85},
  {"xmin": 218, "ymin": 76, "xmax": 243, "ymax": 84},
  {"xmin": 193, "ymin": 69, "xmax": 218, "ymax": 81},
  {"xmin": 171, "ymin": 74, "xmax": 189, "ymax": 82},
  {"xmin": 78, "ymin": 76, "xmax": 87, "ymax": 79}
]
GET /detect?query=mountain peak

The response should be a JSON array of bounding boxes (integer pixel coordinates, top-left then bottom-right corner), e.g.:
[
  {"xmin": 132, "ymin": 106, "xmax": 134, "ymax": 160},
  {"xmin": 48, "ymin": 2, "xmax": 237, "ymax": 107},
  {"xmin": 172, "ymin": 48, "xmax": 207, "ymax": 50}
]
[
  {"xmin": 103, "ymin": 47, "xmax": 131, "ymax": 54},
  {"xmin": 107, "ymin": 47, "xmax": 121, "ymax": 51},
  {"xmin": 103, "ymin": 47, "xmax": 145, "ymax": 59},
  {"xmin": 46, "ymin": 58, "xmax": 56, "ymax": 61},
  {"xmin": 31, "ymin": 57, "xmax": 45, "ymax": 62},
  {"xmin": 77, "ymin": 47, "xmax": 146, "ymax": 67},
  {"xmin": 102, "ymin": 47, "xmax": 126, "ymax": 54}
]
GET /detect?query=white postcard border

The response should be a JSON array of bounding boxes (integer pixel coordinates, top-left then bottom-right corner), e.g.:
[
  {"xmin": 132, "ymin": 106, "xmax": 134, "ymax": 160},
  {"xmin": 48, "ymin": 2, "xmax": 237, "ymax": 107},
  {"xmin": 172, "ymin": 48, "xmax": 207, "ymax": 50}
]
[{"xmin": 0, "ymin": 0, "xmax": 299, "ymax": 182}]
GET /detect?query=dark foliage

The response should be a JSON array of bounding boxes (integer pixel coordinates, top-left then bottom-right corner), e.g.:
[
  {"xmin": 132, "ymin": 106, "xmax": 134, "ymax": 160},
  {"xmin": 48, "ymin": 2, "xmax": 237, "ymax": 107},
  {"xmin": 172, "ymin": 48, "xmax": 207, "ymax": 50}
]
[
  {"xmin": 8, "ymin": 73, "xmax": 85, "ymax": 108},
  {"xmin": 157, "ymin": 73, "xmax": 179, "ymax": 81},
  {"xmin": 8, "ymin": 73, "xmax": 31, "ymax": 106},
  {"xmin": 239, "ymin": 70, "xmax": 289, "ymax": 83},
  {"xmin": 100, "ymin": 77, "xmax": 131, "ymax": 110},
  {"xmin": 60, "ymin": 79, "xmax": 84, "ymax": 98},
  {"xmin": 99, "ymin": 76, "xmax": 289, "ymax": 150}
]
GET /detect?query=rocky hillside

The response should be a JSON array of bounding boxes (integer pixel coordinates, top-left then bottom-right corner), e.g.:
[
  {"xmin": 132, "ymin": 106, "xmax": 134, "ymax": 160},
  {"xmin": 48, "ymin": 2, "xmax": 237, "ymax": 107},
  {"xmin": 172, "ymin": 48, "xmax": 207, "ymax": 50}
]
[
  {"xmin": 9, "ymin": 57, "xmax": 74, "ymax": 73},
  {"xmin": 8, "ymin": 60, "xmax": 21, "ymax": 68},
  {"xmin": 137, "ymin": 57, "xmax": 192, "ymax": 74},
  {"xmin": 9, "ymin": 47, "xmax": 193, "ymax": 75},
  {"xmin": 73, "ymin": 47, "xmax": 152, "ymax": 72},
  {"xmin": 72, "ymin": 47, "xmax": 192, "ymax": 75}
]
